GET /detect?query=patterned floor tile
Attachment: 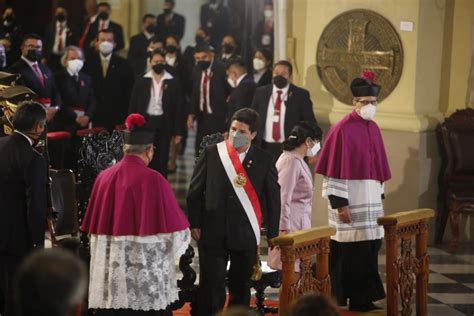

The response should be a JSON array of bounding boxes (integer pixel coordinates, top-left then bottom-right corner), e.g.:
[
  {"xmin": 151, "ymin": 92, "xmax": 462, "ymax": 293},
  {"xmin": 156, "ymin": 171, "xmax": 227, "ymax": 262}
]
[
  {"xmin": 428, "ymin": 293, "xmax": 474, "ymax": 305},
  {"xmin": 429, "ymin": 264, "xmax": 474, "ymax": 274}
]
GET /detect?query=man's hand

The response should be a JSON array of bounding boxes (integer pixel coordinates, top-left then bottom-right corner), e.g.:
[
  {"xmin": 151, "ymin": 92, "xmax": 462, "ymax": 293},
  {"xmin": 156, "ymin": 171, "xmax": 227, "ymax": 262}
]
[
  {"xmin": 187, "ymin": 115, "xmax": 195, "ymax": 130},
  {"xmin": 191, "ymin": 228, "xmax": 201, "ymax": 241},
  {"xmin": 76, "ymin": 115, "xmax": 90, "ymax": 127},
  {"xmin": 174, "ymin": 135, "xmax": 183, "ymax": 144},
  {"xmin": 46, "ymin": 107, "xmax": 58, "ymax": 121},
  {"xmin": 337, "ymin": 206, "xmax": 352, "ymax": 224}
]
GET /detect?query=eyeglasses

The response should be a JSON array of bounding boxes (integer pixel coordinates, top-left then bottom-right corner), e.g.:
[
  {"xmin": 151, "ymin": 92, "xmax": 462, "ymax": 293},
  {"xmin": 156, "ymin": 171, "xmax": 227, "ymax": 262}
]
[{"xmin": 354, "ymin": 99, "xmax": 378, "ymax": 106}]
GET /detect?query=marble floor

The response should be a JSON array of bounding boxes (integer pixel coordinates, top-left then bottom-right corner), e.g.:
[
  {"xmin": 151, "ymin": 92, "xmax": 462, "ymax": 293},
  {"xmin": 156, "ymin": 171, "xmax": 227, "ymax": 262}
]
[{"xmin": 168, "ymin": 133, "xmax": 474, "ymax": 316}]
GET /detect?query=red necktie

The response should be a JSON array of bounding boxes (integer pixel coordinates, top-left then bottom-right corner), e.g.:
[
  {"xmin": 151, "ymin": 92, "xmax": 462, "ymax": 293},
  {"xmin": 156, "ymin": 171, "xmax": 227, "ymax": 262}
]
[
  {"xmin": 32, "ymin": 64, "xmax": 45, "ymax": 87},
  {"xmin": 202, "ymin": 70, "xmax": 209, "ymax": 114},
  {"xmin": 272, "ymin": 90, "xmax": 282, "ymax": 142},
  {"xmin": 57, "ymin": 24, "xmax": 64, "ymax": 52}
]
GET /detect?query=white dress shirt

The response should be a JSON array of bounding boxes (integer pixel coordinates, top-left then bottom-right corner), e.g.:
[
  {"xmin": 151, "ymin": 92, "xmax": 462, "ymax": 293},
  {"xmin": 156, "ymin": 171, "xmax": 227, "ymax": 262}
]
[
  {"xmin": 98, "ymin": 19, "xmax": 110, "ymax": 31},
  {"xmin": 238, "ymin": 146, "xmax": 250, "ymax": 163},
  {"xmin": 199, "ymin": 65, "xmax": 212, "ymax": 114},
  {"xmin": 144, "ymin": 70, "xmax": 173, "ymax": 116},
  {"xmin": 264, "ymin": 84, "xmax": 289, "ymax": 143},
  {"xmin": 52, "ymin": 21, "xmax": 67, "ymax": 55},
  {"xmin": 100, "ymin": 53, "xmax": 112, "ymax": 74},
  {"xmin": 235, "ymin": 73, "xmax": 247, "ymax": 87}
]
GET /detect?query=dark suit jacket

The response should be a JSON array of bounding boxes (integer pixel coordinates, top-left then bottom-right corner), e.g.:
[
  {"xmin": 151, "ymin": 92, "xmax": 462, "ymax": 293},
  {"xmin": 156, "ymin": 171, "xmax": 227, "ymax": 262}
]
[
  {"xmin": 255, "ymin": 69, "xmax": 272, "ymax": 87},
  {"xmin": 251, "ymin": 84, "xmax": 317, "ymax": 145},
  {"xmin": 129, "ymin": 74, "xmax": 186, "ymax": 136},
  {"xmin": 54, "ymin": 69, "xmax": 96, "ymax": 129},
  {"xmin": 0, "ymin": 132, "xmax": 47, "ymax": 256},
  {"xmin": 43, "ymin": 21, "xmax": 77, "ymax": 59},
  {"xmin": 156, "ymin": 12, "xmax": 185, "ymax": 40},
  {"xmin": 226, "ymin": 74, "xmax": 256, "ymax": 126},
  {"xmin": 84, "ymin": 20, "xmax": 125, "ymax": 56},
  {"xmin": 83, "ymin": 53, "xmax": 133, "ymax": 131},
  {"xmin": 200, "ymin": 3, "xmax": 231, "ymax": 49},
  {"xmin": 187, "ymin": 144, "xmax": 280, "ymax": 250},
  {"xmin": 127, "ymin": 32, "xmax": 150, "ymax": 76},
  {"xmin": 7, "ymin": 58, "xmax": 61, "ymax": 108},
  {"xmin": 190, "ymin": 60, "xmax": 230, "ymax": 133}
]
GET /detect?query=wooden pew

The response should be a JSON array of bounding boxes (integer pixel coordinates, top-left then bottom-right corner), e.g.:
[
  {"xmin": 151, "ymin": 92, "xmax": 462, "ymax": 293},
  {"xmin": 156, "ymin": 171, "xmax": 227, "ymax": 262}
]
[
  {"xmin": 378, "ymin": 208, "xmax": 435, "ymax": 316},
  {"xmin": 272, "ymin": 226, "xmax": 336, "ymax": 316}
]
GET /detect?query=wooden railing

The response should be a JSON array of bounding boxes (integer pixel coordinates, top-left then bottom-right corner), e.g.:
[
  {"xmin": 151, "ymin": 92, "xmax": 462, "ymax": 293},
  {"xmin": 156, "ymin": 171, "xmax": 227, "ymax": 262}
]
[
  {"xmin": 377, "ymin": 208, "xmax": 435, "ymax": 316},
  {"xmin": 272, "ymin": 226, "xmax": 336, "ymax": 316}
]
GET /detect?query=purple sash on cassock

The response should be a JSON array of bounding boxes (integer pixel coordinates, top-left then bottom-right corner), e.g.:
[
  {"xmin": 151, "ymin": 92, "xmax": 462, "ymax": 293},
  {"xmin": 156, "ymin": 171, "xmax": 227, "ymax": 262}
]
[
  {"xmin": 315, "ymin": 111, "xmax": 391, "ymax": 182},
  {"xmin": 81, "ymin": 155, "xmax": 189, "ymax": 236}
]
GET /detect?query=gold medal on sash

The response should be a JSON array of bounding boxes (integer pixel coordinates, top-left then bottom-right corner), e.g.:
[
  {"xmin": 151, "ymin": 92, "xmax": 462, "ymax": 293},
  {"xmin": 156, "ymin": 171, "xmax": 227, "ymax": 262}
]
[{"xmin": 233, "ymin": 173, "xmax": 247, "ymax": 188}]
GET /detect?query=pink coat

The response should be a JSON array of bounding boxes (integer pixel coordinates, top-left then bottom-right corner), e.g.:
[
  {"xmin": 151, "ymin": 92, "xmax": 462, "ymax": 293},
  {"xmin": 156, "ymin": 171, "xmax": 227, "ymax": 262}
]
[{"xmin": 276, "ymin": 151, "xmax": 314, "ymax": 232}]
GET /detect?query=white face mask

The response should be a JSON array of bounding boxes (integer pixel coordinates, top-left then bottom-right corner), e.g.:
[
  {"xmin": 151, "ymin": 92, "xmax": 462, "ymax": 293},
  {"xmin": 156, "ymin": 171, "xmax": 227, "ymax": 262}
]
[
  {"xmin": 306, "ymin": 141, "xmax": 321, "ymax": 157},
  {"xmin": 359, "ymin": 103, "xmax": 377, "ymax": 121},
  {"xmin": 264, "ymin": 10, "xmax": 273, "ymax": 19},
  {"xmin": 166, "ymin": 55, "xmax": 176, "ymax": 66},
  {"xmin": 227, "ymin": 77, "xmax": 236, "ymax": 88},
  {"xmin": 66, "ymin": 59, "xmax": 84, "ymax": 74},
  {"xmin": 253, "ymin": 58, "xmax": 265, "ymax": 71},
  {"xmin": 99, "ymin": 41, "xmax": 114, "ymax": 55}
]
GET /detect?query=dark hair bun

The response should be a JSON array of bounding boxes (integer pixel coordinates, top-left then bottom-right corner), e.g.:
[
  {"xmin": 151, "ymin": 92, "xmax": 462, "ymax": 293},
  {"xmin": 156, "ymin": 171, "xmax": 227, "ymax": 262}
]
[{"xmin": 282, "ymin": 121, "xmax": 322, "ymax": 151}]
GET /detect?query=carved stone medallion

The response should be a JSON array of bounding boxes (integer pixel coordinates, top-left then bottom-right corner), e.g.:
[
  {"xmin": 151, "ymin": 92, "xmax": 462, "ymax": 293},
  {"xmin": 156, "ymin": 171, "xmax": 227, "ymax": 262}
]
[{"xmin": 316, "ymin": 9, "xmax": 404, "ymax": 104}]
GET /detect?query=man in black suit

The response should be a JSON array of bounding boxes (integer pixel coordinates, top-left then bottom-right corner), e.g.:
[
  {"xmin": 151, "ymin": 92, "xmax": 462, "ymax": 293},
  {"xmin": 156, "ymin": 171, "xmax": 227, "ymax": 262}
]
[
  {"xmin": 8, "ymin": 33, "xmax": 62, "ymax": 124},
  {"xmin": 225, "ymin": 58, "xmax": 256, "ymax": 127},
  {"xmin": 200, "ymin": 0, "xmax": 231, "ymax": 50},
  {"xmin": 0, "ymin": 7, "xmax": 23, "ymax": 67},
  {"xmin": 219, "ymin": 34, "xmax": 240, "ymax": 65},
  {"xmin": 43, "ymin": 6, "xmax": 78, "ymax": 73},
  {"xmin": 83, "ymin": 29, "xmax": 133, "ymax": 131},
  {"xmin": 156, "ymin": 0, "xmax": 185, "ymax": 41},
  {"xmin": 129, "ymin": 48, "xmax": 185, "ymax": 178},
  {"xmin": 0, "ymin": 101, "xmax": 48, "ymax": 316},
  {"xmin": 251, "ymin": 60, "xmax": 316, "ymax": 158},
  {"xmin": 83, "ymin": 2, "xmax": 125, "ymax": 57},
  {"xmin": 128, "ymin": 14, "xmax": 156, "ymax": 77},
  {"xmin": 187, "ymin": 108, "xmax": 280, "ymax": 316},
  {"xmin": 188, "ymin": 43, "xmax": 230, "ymax": 154}
]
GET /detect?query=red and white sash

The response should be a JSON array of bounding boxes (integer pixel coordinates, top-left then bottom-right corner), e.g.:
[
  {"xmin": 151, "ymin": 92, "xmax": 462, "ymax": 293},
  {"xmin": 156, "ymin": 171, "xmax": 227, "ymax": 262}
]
[{"xmin": 217, "ymin": 140, "xmax": 262, "ymax": 244}]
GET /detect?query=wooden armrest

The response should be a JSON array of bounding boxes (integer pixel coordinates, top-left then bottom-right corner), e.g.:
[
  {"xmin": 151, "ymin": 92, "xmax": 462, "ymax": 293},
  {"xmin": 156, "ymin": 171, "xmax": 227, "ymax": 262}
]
[
  {"xmin": 377, "ymin": 208, "xmax": 435, "ymax": 226},
  {"xmin": 272, "ymin": 226, "xmax": 336, "ymax": 246}
]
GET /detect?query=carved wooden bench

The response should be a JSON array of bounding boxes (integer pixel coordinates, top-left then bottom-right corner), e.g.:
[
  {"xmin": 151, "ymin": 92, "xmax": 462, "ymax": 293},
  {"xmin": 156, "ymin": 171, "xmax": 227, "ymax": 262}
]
[
  {"xmin": 272, "ymin": 226, "xmax": 336, "ymax": 316},
  {"xmin": 378, "ymin": 208, "xmax": 435, "ymax": 316}
]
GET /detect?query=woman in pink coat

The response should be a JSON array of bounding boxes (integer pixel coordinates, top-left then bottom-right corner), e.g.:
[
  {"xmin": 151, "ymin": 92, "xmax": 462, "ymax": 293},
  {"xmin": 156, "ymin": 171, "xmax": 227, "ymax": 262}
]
[{"xmin": 268, "ymin": 121, "xmax": 322, "ymax": 270}]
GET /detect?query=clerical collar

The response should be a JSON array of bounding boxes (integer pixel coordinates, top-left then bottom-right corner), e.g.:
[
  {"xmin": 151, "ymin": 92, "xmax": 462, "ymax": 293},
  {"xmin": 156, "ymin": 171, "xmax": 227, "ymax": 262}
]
[{"xmin": 14, "ymin": 130, "xmax": 33, "ymax": 146}]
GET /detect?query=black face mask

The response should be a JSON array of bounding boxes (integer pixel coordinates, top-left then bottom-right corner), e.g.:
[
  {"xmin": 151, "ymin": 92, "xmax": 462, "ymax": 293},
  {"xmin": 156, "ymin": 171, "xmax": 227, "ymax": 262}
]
[
  {"xmin": 273, "ymin": 75, "xmax": 288, "ymax": 89},
  {"xmin": 145, "ymin": 25, "xmax": 155, "ymax": 34},
  {"xmin": 97, "ymin": 12, "xmax": 109, "ymax": 21},
  {"xmin": 166, "ymin": 45, "xmax": 177, "ymax": 53},
  {"xmin": 195, "ymin": 36, "xmax": 205, "ymax": 45},
  {"xmin": 26, "ymin": 49, "xmax": 42, "ymax": 62},
  {"xmin": 56, "ymin": 13, "xmax": 66, "ymax": 22},
  {"xmin": 152, "ymin": 63, "xmax": 165, "ymax": 75},
  {"xmin": 223, "ymin": 44, "xmax": 235, "ymax": 54},
  {"xmin": 197, "ymin": 60, "xmax": 210, "ymax": 70},
  {"xmin": 164, "ymin": 8, "xmax": 172, "ymax": 14}
]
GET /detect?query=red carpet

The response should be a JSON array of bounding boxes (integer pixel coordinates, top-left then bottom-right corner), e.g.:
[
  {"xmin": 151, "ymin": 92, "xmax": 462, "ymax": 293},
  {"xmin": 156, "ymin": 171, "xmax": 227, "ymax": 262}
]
[{"xmin": 173, "ymin": 298, "xmax": 358, "ymax": 315}]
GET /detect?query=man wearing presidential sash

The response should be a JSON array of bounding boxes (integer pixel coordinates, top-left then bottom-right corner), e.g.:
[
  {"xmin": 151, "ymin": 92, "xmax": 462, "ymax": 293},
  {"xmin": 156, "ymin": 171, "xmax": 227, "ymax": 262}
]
[{"xmin": 187, "ymin": 108, "xmax": 281, "ymax": 316}]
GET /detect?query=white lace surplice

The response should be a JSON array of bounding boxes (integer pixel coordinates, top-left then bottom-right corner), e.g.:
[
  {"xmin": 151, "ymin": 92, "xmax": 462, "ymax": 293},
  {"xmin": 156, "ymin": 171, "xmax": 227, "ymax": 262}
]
[{"xmin": 88, "ymin": 229, "xmax": 190, "ymax": 311}]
